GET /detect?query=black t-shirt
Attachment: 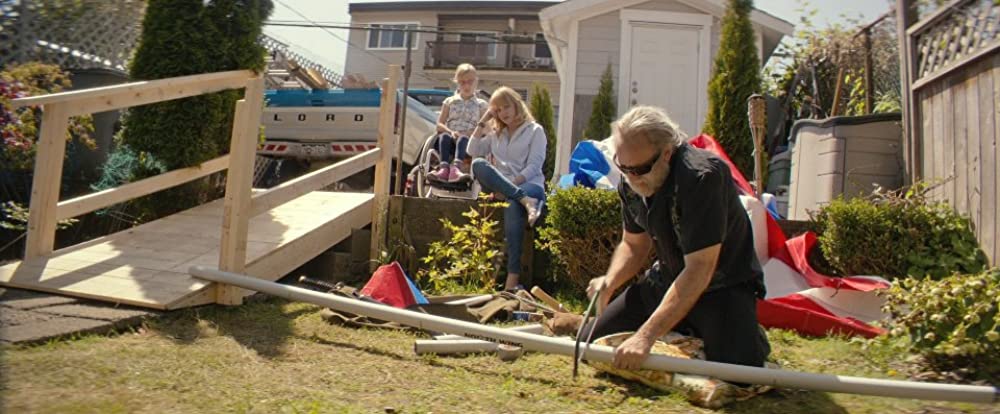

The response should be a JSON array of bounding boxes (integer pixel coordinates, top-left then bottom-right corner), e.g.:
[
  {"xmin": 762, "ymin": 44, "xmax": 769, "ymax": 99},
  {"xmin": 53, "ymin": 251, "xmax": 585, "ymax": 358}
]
[{"xmin": 619, "ymin": 143, "xmax": 764, "ymax": 295}]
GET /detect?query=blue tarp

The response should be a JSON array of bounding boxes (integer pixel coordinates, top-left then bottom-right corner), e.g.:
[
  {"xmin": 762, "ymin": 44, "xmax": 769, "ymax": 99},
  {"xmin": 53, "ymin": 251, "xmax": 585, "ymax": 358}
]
[{"xmin": 557, "ymin": 140, "xmax": 616, "ymax": 190}]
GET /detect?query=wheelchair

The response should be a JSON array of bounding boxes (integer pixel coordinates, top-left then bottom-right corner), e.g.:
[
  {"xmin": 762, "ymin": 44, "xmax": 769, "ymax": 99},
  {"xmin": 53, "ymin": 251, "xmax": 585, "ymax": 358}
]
[{"xmin": 407, "ymin": 133, "xmax": 481, "ymax": 200}]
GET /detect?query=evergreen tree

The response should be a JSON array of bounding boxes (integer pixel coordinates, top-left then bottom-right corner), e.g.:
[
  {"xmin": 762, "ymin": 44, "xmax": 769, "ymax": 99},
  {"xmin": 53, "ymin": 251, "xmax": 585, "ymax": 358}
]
[
  {"xmin": 584, "ymin": 64, "xmax": 616, "ymax": 140},
  {"xmin": 703, "ymin": 0, "xmax": 761, "ymax": 178},
  {"xmin": 122, "ymin": 0, "xmax": 273, "ymax": 173},
  {"xmin": 529, "ymin": 83, "xmax": 556, "ymax": 183}
]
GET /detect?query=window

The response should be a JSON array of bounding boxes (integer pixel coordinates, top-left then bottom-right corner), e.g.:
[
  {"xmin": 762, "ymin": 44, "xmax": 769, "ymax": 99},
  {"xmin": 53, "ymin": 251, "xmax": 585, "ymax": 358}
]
[
  {"xmin": 367, "ymin": 23, "xmax": 418, "ymax": 49},
  {"xmin": 534, "ymin": 33, "xmax": 551, "ymax": 58},
  {"xmin": 458, "ymin": 32, "xmax": 497, "ymax": 59}
]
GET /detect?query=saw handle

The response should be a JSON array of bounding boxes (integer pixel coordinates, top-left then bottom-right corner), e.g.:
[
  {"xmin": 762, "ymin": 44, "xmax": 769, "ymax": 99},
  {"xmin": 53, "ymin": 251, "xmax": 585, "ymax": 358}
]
[{"xmin": 530, "ymin": 286, "xmax": 565, "ymax": 312}]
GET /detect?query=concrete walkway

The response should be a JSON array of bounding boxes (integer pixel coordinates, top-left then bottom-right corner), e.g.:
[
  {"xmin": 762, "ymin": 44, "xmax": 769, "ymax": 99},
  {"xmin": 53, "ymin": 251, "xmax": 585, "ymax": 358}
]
[{"xmin": 0, "ymin": 287, "xmax": 158, "ymax": 345}]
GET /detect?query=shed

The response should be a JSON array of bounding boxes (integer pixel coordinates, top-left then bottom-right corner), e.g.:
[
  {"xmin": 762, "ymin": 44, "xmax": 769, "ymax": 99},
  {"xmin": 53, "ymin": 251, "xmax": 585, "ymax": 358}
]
[{"xmin": 539, "ymin": 0, "xmax": 793, "ymax": 173}]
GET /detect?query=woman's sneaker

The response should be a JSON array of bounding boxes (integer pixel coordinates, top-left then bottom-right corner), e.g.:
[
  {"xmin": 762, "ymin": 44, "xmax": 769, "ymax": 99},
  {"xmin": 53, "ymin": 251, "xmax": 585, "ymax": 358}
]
[{"xmin": 520, "ymin": 196, "xmax": 542, "ymax": 227}]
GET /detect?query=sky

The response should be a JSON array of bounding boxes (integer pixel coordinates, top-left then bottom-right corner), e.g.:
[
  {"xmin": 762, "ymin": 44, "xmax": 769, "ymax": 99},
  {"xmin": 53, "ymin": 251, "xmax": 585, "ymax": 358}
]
[{"xmin": 262, "ymin": 0, "xmax": 895, "ymax": 75}]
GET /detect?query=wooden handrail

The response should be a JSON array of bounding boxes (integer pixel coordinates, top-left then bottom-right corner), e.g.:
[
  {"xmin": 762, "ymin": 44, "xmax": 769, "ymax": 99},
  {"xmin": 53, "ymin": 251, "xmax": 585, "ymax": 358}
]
[
  {"xmin": 11, "ymin": 70, "xmax": 255, "ymax": 117},
  {"xmin": 249, "ymin": 148, "xmax": 380, "ymax": 217},
  {"xmin": 56, "ymin": 155, "xmax": 230, "ymax": 221}
]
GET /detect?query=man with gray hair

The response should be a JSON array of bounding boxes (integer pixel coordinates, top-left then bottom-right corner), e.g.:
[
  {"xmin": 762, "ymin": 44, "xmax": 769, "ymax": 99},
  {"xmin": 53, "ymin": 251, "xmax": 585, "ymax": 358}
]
[{"xmin": 583, "ymin": 105, "xmax": 770, "ymax": 372}]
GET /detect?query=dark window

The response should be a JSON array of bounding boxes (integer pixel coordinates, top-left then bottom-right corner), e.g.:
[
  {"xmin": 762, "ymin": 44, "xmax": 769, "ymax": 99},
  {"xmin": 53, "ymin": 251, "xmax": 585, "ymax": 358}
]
[{"xmin": 534, "ymin": 33, "xmax": 551, "ymax": 58}]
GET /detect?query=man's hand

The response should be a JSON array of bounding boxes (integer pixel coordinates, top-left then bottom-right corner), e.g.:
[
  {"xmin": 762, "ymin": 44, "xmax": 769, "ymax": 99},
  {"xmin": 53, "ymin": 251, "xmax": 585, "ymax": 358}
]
[
  {"xmin": 587, "ymin": 276, "xmax": 611, "ymax": 314},
  {"xmin": 613, "ymin": 333, "xmax": 655, "ymax": 370}
]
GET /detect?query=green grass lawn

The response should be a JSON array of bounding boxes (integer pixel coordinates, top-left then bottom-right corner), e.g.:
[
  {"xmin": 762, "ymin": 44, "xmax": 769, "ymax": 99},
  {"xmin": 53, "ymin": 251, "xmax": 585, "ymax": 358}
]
[{"xmin": 1, "ymin": 296, "xmax": 996, "ymax": 414}]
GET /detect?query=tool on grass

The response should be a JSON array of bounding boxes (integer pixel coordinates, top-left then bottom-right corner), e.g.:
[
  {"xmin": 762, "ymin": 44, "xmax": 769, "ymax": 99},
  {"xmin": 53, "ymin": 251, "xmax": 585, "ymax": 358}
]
[
  {"xmin": 530, "ymin": 286, "xmax": 566, "ymax": 312},
  {"xmin": 574, "ymin": 281, "xmax": 605, "ymax": 378}
]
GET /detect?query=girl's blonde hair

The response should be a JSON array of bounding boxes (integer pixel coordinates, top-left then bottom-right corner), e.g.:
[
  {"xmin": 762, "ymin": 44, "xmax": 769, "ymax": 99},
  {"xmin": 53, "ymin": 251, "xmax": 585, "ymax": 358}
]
[
  {"xmin": 453, "ymin": 63, "xmax": 478, "ymax": 83},
  {"xmin": 488, "ymin": 86, "xmax": 533, "ymax": 132}
]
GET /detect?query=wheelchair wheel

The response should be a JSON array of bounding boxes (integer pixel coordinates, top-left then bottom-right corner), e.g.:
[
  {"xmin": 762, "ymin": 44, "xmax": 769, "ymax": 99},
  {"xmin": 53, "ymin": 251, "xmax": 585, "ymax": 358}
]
[{"xmin": 415, "ymin": 133, "xmax": 441, "ymax": 198}]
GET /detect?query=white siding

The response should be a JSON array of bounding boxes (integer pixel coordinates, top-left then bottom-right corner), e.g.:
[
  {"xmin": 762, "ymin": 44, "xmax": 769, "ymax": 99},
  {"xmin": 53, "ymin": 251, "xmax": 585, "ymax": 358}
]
[
  {"xmin": 343, "ymin": 11, "xmax": 439, "ymax": 89},
  {"xmin": 574, "ymin": 11, "xmax": 620, "ymax": 96},
  {"xmin": 632, "ymin": 0, "xmax": 703, "ymax": 13}
]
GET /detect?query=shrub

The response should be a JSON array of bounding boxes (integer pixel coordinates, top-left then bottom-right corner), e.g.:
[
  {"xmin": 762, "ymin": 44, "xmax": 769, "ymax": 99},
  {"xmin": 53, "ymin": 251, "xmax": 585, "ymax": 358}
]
[
  {"xmin": 123, "ymin": 0, "xmax": 272, "ymax": 172},
  {"xmin": 537, "ymin": 187, "xmax": 622, "ymax": 290},
  {"xmin": 810, "ymin": 184, "xmax": 988, "ymax": 280},
  {"xmin": 418, "ymin": 199, "xmax": 506, "ymax": 294},
  {"xmin": 1, "ymin": 62, "xmax": 95, "ymax": 172},
  {"xmin": 703, "ymin": 0, "xmax": 760, "ymax": 178},
  {"xmin": 529, "ymin": 83, "xmax": 557, "ymax": 183},
  {"xmin": 584, "ymin": 64, "xmax": 616, "ymax": 140},
  {"xmin": 882, "ymin": 269, "xmax": 1000, "ymax": 378}
]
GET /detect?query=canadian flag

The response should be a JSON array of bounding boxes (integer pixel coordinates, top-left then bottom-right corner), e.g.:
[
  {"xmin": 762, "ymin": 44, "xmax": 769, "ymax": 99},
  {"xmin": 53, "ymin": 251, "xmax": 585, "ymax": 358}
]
[{"xmin": 689, "ymin": 135, "xmax": 890, "ymax": 338}]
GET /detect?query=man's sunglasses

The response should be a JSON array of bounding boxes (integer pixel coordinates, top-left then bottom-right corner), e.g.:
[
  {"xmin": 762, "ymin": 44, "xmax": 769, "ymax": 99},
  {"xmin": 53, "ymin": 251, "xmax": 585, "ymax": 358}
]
[{"xmin": 614, "ymin": 150, "xmax": 662, "ymax": 176}]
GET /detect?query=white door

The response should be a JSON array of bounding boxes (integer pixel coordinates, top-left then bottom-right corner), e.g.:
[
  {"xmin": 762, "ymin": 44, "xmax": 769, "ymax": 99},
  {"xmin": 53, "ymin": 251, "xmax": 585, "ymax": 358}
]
[{"xmin": 627, "ymin": 22, "xmax": 702, "ymax": 136}]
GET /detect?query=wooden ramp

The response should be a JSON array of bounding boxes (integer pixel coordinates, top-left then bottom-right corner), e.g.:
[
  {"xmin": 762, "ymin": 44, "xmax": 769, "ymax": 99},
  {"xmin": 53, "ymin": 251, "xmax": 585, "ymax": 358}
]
[{"xmin": 0, "ymin": 191, "xmax": 373, "ymax": 310}]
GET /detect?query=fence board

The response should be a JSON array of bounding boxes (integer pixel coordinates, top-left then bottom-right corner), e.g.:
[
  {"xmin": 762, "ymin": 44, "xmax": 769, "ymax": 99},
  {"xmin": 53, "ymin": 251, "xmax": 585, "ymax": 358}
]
[
  {"xmin": 953, "ymin": 79, "xmax": 968, "ymax": 213},
  {"xmin": 942, "ymin": 83, "xmax": 954, "ymax": 206},
  {"xmin": 978, "ymin": 62, "xmax": 996, "ymax": 264},
  {"xmin": 965, "ymin": 72, "xmax": 981, "ymax": 243}
]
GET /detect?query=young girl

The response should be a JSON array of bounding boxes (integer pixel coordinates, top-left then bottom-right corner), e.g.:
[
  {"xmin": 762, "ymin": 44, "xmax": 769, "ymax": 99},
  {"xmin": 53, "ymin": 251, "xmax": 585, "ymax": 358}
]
[
  {"xmin": 468, "ymin": 86, "xmax": 547, "ymax": 291},
  {"xmin": 432, "ymin": 63, "xmax": 488, "ymax": 182}
]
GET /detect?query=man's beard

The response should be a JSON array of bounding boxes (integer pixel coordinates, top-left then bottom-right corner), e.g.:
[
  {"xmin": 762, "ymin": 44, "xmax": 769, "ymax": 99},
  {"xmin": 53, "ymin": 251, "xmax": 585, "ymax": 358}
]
[{"xmin": 624, "ymin": 161, "xmax": 670, "ymax": 197}]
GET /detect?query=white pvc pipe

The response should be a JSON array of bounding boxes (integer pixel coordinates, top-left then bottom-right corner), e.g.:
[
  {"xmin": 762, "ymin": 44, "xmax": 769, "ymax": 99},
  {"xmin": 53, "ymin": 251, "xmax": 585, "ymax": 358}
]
[
  {"xmin": 415, "ymin": 339, "xmax": 499, "ymax": 355},
  {"xmin": 189, "ymin": 266, "xmax": 998, "ymax": 404},
  {"xmin": 434, "ymin": 324, "xmax": 544, "ymax": 341}
]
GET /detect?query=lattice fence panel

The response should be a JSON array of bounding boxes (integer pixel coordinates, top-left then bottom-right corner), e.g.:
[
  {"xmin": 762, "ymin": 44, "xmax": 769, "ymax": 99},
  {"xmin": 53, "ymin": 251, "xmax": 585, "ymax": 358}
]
[
  {"xmin": 0, "ymin": 0, "xmax": 145, "ymax": 71},
  {"xmin": 914, "ymin": 0, "xmax": 1000, "ymax": 81}
]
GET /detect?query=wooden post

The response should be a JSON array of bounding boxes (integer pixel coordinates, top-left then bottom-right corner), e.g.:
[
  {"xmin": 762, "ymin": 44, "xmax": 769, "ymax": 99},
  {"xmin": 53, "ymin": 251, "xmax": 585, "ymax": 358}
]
[
  {"xmin": 370, "ymin": 65, "xmax": 400, "ymax": 270},
  {"xmin": 896, "ymin": 0, "xmax": 919, "ymax": 184},
  {"xmin": 217, "ymin": 76, "xmax": 265, "ymax": 305},
  {"xmin": 24, "ymin": 104, "xmax": 69, "ymax": 260}
]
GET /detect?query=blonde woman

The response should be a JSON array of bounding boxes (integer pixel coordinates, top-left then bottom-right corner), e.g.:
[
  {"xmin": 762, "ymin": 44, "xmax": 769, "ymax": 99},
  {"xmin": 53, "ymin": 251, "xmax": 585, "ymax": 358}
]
[
  {"xmin": 432, "ymin": 63, "xmax": 488, "ymax": 182},
  {"xmin": 468, "ymin": 86, "xmax": 547, "ymax": 291}
]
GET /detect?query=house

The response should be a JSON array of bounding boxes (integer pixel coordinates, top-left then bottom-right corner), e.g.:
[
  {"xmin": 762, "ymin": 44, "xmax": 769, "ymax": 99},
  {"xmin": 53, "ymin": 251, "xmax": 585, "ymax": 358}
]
[
  {"xmin": 539, "ymin": 0, "xmax": 793, "ymax": 173},
  {"xmin": 344, "ymin": 0, "xmax": 562, "ymax": 107}
]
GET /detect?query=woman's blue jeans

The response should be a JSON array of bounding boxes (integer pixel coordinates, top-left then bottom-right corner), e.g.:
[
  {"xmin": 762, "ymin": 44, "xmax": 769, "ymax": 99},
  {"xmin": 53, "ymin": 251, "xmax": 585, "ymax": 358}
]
[
  {"xmin": 471, "ymin": 158, "xmax": 546, "ymax": 274},
  {"xmin": 436, "ymin": 133, "xmax": 469, "ymax": 164}
]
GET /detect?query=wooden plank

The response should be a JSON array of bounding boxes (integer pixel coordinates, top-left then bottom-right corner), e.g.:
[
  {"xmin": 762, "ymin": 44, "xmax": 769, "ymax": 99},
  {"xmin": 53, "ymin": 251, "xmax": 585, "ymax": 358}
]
[
  {"xmin": 370, "ymin": 66, "xmax": 400, "ymax": 270},
  {"xmin": 992, "ymin": 58, "xmax": 1000, "ymax": 265},
  {"xmin": 966, "ymin": 71, "xmax": 981, "ymax": 248},
  {"xmin": 240, "ymin": 198, "xmax": 373, "ymax": 286},
  {"xmin": 217, "ymin": 77, "xmax": 265, "ymax": 305},
  {"xmin": 933, "ymin": 83, "xmax": 946, "ymax": 200},
  {"xmin": 942, "ymin": 83, "xmax": 954, "ymax": 207},
  {"xmin": 248, "ymin": 148, "xmax": 379, "ymax": 217},
  {"xmin": 920, "ymin": 89, "xmax": 934, "ymax": 183},
  {"xmin": 11, "ymin": 70, "xmax": 254, "ymax": 117},
  {"xmin": 981, "ymin": 62, "xmax": 997, "ymax": 265},
  {"xmin": 953, "ymin": 76, "xmax": 968, "ymax": 214},
  {"xmin": 24, "ymin": 103, "xmax": 70, "ymax": 260},
  {"xmin": 56, "ymin": 155, "xmax": 229, "ymax": 221}
]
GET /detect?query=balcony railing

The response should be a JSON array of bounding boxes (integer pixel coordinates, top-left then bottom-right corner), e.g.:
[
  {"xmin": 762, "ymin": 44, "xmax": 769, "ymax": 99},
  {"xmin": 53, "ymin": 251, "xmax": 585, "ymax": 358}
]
[{"xmin": 424, "ymin": 40, "xmax": 555, "ymax": 71}]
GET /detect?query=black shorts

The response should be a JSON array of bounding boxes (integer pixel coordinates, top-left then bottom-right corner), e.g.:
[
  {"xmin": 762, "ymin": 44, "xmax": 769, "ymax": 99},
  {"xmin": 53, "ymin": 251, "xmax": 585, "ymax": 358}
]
[{"xmin": 582, "ymin": 272, "xmax": 770, "ymax": 367}]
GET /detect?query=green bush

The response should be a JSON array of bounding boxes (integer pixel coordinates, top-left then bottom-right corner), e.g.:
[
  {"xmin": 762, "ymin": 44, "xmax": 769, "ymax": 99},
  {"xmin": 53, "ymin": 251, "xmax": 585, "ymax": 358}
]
[
  {"xmin": 810, "ymin": 184, "xmax": 988, "ymax": 280},
  {"xmin": 882, "ymin": 269, "xmax": 1000, "ymax": 377},
  {"xmin": 123, "ymin": 0, "xmax": 272, "ymax": 172},
  {"xmin": 702, "ymin": 0, "xmax": 760, "ymax": 178},
  {"xmin": 537, "ymin": 187, "xmax": 622, "ymax": 290},
  {"xmin": 529, "ymin": 83, "xmax": 557, "ymax": 183},
  {"xmin": 584, "ymin": 64, "xmax": 616, "ymax": 140},
  {"xmin": 418, "ymin": 200, "xmax": 506, "ymax": 294}
]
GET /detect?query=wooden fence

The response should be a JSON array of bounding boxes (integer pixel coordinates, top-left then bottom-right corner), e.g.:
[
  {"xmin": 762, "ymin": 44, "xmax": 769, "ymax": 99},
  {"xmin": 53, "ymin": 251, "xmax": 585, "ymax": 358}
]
[{"xmin": 898, "ymin": 0, "xmax": 1000, "ymax": 265}]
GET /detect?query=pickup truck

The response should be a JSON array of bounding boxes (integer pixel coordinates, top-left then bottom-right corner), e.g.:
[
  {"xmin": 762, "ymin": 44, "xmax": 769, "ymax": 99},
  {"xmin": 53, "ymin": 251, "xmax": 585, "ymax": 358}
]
[{"xmin": 258, "ymin": 88, "xmax": 438, "ymax": 167}]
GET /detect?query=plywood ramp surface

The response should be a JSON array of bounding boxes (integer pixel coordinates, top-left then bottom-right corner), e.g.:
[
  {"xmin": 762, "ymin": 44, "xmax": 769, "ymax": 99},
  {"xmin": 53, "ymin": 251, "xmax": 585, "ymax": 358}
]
[{"xmin": 0, "ymin": 191, "xmax": 373, "ymax": 310}]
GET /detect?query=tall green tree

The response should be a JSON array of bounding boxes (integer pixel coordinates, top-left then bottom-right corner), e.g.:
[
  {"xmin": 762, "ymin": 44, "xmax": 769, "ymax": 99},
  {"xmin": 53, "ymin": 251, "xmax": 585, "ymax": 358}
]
[
  {"xmin": 703, "ymin": 0, "xmax": 761, "ymax": 178},
  {"xmin": 584, "ymin": 64, "xmax": 616, "ymax": 140},
  {"xmin": 122, "ymin": 0, "xmax": 273, "ymax": 173},
  {"xmin": 529, "ymin": 83, "xmax": 556, "ymax": 183}
]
